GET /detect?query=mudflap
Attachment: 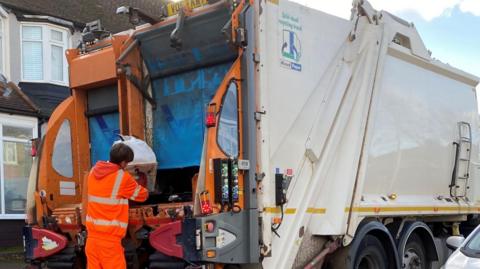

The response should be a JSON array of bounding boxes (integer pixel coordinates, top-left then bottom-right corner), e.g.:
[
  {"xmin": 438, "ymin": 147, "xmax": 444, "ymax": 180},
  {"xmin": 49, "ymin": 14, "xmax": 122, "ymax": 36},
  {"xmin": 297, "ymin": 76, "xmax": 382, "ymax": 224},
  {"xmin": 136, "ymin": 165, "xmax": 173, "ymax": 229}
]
[
  {"xmin": 149, "ymin": 221, "xmax": 183, "ymax": 258},
  {"xmin": 23, "ymin": 225, "xmax": 68, "ymax": 261}
]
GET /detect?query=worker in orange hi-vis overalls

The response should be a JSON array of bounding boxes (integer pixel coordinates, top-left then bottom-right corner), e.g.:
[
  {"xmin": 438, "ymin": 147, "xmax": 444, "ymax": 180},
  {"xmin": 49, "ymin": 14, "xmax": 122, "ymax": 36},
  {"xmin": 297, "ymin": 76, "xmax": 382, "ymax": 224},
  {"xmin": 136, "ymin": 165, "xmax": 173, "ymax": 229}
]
[{"xmin": 85, "ymin": 143, "xmax": 149, "ymax": 269}]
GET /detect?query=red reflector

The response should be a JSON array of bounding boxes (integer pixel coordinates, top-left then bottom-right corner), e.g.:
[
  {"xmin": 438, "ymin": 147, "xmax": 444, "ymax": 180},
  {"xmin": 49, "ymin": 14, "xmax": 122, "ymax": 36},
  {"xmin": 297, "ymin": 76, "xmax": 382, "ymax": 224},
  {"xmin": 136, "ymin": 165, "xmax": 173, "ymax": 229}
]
[
  {"xmin": 206, "ymin": 112, "xmax": 216, "ymax": 128},
  {"xmin": 205, "ymin": 221, "xmax": 215, "ymax": 233}
]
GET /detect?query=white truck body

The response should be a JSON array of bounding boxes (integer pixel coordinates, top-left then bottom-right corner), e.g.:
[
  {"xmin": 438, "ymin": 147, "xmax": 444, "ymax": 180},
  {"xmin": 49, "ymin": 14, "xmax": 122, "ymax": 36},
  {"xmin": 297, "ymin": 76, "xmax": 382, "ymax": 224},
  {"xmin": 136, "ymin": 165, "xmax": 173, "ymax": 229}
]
[
  {"xmin": 24, "ymin": 1, "xmax": 480, "ymax": 268},
  {"xmin": 253, "ymin": 1, "xmax": 479, "ymax": 268}
]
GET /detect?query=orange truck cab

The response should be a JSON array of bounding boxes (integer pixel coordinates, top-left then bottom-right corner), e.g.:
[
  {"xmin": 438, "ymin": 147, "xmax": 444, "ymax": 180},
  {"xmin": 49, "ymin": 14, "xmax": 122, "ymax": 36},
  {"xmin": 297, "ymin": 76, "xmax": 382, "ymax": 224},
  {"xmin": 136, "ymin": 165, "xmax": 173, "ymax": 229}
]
[{"xmin": 23, "ymin": 1, "xmax": 259, "ymax": 268}]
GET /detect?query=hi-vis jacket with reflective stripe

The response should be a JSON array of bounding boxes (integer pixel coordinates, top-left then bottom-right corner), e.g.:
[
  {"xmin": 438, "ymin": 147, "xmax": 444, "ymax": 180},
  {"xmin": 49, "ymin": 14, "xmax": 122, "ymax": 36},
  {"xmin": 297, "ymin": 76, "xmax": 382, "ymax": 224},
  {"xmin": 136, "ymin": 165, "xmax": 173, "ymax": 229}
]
[{"xmin": 86, "ymin": 161, "xmax": 148, "ymax": 241}]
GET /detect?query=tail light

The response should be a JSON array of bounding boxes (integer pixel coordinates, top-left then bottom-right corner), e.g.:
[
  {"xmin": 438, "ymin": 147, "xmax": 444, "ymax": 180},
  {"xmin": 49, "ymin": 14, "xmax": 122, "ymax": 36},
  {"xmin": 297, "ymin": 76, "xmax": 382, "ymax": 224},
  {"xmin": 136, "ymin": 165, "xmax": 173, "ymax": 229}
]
[
  {"xmin": 205, "ymin": 221, "xmax": 215, "ymax": 233},
  {"xmin": 206, "ymin": 104, "xmax": 217, "ymax": 128},
  {"xmin": 199, "ymin": 191, "xmax": 213, "ymax": 215}
]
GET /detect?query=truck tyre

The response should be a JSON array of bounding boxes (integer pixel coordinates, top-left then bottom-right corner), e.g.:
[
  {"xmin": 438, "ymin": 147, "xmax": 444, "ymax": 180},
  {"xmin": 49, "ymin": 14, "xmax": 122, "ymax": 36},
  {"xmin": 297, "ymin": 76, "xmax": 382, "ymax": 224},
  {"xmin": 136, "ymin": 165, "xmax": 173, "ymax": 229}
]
[
  {"xmin": 353, "ymin": 235, "xmax": 388, "ymax": 269},
  {"xmin": 403, "ymin": 233, "xmax": 428, "ymax": 269}
]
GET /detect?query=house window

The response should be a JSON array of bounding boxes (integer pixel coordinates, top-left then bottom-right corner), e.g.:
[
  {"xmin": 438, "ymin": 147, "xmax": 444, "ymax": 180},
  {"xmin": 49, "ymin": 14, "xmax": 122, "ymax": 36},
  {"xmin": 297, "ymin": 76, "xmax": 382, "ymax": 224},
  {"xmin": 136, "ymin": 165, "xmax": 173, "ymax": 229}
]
[
  {"xmin": 0, "ymin": 120, "xmax": 37, "ymax": 218},
  {"xmin": 3, "ymin": 142, "xmax": 17, "ymax": 165},
  {"xmin": 21, "ymin": 24, "xmax": 68, "ymax": 85},
  {"xmin": 22, "ymin": 26, "xmax": 43, "ymax": 80},
  {"xmin": 0, "ymin": 19, "xmax": 3, "ymax": 74}
]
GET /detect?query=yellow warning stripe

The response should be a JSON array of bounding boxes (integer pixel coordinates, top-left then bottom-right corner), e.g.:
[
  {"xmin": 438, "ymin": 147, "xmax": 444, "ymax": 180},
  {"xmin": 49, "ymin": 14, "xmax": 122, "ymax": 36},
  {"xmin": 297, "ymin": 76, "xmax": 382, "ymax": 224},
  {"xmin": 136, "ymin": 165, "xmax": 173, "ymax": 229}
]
[
  {"xmin": 263, "ymin": 206, "xmax": 480, "ymax": 215},
  {"xmin": 306, "ymin": 207, "xmax": 327, "ymax": 214},
  {"xmin": 263, "ymin": 207, "xmax": 326, "ymax": 215},
  {"xmin": 264, "ymin": 207, "xmax": 293, "ymax": 214},
  {"xmin": 346, "ymin": 206, "xmax": 480, "ymax": 213}
]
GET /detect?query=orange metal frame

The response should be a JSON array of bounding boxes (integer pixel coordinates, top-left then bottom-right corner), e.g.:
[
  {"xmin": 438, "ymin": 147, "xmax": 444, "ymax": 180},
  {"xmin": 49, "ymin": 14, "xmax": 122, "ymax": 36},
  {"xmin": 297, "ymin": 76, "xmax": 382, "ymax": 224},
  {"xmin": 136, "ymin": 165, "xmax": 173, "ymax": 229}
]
[
  {"xmin": 202, "ymin": 0, "xmax": 253, "ymax": 212},
  {"xmin": 202, "ymin": 59, "xmax": 245, "ymax": 212},
  {"xmin": 35, "ymin": 0, "xmax": 252, "ymax": 234},
  {"xmin": 37, "ymin": 35, "xmax": 146, "ymax": 223}
]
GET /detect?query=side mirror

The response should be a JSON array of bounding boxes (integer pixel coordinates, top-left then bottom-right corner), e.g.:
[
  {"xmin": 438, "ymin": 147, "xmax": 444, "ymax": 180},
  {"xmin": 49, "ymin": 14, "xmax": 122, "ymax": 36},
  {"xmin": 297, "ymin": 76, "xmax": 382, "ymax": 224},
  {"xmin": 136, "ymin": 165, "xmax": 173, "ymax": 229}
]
[{"xmin": 446, "ymin": 236, "xmax": 465, "ymax": 250}]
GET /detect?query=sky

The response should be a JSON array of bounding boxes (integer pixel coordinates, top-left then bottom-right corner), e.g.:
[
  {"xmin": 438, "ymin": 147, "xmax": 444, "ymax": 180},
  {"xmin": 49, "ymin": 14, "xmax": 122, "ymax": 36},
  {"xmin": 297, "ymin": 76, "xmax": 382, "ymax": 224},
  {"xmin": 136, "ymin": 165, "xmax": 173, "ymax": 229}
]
[{"xmin": 291, "ymin": 0, "xmax": 480, "ymax": 104}]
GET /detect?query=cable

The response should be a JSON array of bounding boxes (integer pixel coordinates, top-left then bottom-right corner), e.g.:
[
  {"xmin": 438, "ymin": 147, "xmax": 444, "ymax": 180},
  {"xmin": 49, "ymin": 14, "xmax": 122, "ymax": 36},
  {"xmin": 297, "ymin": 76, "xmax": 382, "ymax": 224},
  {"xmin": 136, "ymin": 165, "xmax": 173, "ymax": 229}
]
[{"xmin": 271, "ymin": 204, "xmax": 284, "ymax": 238}]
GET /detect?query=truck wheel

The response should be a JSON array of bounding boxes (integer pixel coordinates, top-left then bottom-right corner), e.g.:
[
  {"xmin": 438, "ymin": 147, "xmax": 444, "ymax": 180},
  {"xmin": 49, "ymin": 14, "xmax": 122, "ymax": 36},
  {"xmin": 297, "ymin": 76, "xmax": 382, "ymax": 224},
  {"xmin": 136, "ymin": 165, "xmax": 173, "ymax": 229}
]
[
  {"xmin": 403, "ymin": 233, "xmax": 428, "ymax": 269},
  {"xmin": 353, "ymin": 235, "xmax": 388, "ymax": 269}
]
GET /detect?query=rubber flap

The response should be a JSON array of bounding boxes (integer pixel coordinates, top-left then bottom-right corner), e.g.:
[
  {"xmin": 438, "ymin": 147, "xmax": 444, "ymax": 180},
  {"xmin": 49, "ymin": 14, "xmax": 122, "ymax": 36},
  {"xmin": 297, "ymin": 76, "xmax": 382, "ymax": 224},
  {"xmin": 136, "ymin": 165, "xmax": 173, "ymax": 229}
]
[
  {"xmin": 149, "ymin": 221, "xmax": 184, "ymax": 259},
  {"xmin": 23, "ymin": 226, "xmax": 68, "ymax": 259}
]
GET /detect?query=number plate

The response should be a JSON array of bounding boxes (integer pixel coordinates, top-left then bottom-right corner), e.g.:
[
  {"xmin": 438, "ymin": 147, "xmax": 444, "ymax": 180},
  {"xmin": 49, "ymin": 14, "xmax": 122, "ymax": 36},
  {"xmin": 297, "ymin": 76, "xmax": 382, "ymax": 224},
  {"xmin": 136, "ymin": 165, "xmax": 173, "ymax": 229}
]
[{"xmin": 166, "ymin": 0, "xmax": 209, "ymax": 17}]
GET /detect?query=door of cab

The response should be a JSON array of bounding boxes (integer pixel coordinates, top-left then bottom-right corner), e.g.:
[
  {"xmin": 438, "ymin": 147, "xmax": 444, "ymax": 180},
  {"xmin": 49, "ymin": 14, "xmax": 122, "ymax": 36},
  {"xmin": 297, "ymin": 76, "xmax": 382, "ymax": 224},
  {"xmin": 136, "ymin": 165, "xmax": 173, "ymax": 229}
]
[{"xmin": 37, "ymin": 92, "xmax": 89, "ymax": 213}]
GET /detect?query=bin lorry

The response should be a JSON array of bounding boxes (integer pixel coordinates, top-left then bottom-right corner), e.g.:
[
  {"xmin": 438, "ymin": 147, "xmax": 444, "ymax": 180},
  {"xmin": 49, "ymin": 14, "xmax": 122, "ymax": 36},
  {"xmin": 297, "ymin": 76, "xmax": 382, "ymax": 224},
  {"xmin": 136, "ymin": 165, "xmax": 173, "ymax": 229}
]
[{"xmin": 23, "ymin": 0, "xmax": 480, "ymax": 268}]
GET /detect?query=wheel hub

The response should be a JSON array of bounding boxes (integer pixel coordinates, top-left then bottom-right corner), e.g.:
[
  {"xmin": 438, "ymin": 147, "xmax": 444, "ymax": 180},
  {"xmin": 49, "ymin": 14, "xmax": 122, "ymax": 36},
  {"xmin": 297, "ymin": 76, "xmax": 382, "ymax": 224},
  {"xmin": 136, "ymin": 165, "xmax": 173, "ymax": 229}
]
[{"xmin": 403, "ymin": 249, "xmax": 421, "ymax": 269}]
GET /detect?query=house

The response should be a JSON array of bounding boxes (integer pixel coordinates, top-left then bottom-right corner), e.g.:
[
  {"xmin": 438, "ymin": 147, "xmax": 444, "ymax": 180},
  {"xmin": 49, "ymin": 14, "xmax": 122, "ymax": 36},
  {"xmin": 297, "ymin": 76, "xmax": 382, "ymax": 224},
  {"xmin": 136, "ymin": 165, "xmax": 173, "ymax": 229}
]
[
  {"xmin": 0, "ymin": 0, "xmax": 165, "ymax": 248},
  {"xmin": 0, "ymin": 76, "xmax": 39, "ymax": 247}
]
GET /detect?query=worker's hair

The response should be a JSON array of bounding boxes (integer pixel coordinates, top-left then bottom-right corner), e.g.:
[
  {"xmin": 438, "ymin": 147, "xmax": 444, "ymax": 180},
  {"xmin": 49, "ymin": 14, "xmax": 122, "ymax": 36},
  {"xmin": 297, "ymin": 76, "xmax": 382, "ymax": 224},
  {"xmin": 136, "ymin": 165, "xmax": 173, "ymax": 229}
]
[{"xmin": 109, "ymin": 143, "xmax": 134, "ymax": 165}]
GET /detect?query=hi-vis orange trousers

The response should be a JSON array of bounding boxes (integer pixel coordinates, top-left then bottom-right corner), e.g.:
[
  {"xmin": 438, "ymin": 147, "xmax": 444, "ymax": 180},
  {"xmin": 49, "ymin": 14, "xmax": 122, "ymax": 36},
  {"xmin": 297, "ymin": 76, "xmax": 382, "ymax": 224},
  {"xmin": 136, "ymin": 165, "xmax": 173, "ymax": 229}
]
[{"xmin": 86, "ymin": 237, "xmax": 126, "ymax": 269}]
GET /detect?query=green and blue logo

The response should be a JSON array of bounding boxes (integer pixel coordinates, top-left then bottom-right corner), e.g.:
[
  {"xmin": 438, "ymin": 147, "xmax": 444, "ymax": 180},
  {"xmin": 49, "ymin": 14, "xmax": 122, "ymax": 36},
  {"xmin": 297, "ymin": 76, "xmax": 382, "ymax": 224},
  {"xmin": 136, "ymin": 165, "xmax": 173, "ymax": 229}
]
[{"xmin": 281, "ymin": 29, "xmax": 302, "ymax": 72}]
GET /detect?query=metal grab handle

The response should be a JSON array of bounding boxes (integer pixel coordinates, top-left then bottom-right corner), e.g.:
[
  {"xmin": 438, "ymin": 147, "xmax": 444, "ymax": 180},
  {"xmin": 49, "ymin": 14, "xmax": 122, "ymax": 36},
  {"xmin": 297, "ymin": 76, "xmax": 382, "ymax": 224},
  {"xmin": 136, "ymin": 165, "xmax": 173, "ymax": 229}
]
[{"xmin": 450, "ymin": 141, "xmax": 460, "ymax": 197}]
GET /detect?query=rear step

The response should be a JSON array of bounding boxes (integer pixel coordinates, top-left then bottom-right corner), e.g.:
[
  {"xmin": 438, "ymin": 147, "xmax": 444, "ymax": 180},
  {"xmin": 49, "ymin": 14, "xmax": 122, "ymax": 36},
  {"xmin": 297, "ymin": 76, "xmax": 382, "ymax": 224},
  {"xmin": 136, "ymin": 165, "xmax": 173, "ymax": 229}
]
[{"xmin": 149, "ymin": 252, "xmax": 186, "ymax": 269}]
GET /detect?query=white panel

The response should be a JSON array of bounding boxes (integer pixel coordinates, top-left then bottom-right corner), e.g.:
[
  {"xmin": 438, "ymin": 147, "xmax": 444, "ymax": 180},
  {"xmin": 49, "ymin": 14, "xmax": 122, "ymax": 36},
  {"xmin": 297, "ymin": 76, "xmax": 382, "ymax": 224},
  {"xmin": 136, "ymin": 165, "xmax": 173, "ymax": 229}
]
[
  {"xmin": 363, "ymin": 54, "xmax": 478, "ymax": 200},
  {"xmin": 59, "ymin": 181, "xmax": 75, "ymax": 196},
  {"xmin": 259, "ymin": 0, "xmax": 353, "ymax": 268}
]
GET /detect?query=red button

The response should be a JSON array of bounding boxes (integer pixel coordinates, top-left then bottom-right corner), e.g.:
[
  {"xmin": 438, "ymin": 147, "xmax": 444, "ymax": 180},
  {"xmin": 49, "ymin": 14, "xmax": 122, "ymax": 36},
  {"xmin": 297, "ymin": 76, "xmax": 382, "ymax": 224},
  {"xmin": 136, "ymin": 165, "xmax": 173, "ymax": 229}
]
[{"xmin": 205, "ymin": 222, "xmax": 215, "ymax": 233}]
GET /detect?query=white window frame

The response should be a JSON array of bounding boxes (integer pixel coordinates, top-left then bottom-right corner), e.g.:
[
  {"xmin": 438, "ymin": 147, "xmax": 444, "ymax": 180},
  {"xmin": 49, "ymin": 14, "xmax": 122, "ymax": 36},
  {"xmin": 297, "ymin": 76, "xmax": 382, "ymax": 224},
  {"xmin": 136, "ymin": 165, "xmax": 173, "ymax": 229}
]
[
  {"xmin": 0, "ymin": 114, "xmax": 38, "ymax": 219},
  {"xmin": 0, "ymin": 6, "xmax": 8, "ymax": 78},
  {"xmin": 0, "ymin": 18, "xmax": 3, "ymax": 74},
  {"xmin": 20, "ymin": 23, "xmax": 69, "ymax": 86}
]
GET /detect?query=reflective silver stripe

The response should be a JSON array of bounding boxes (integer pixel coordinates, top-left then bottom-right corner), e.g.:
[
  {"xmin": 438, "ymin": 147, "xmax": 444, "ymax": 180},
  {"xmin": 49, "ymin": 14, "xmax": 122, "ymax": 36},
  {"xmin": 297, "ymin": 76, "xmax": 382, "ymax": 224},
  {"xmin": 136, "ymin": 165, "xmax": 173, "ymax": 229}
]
[
  {"xmin": 111, "ymin": 170, "xmax": 124, "ymax": 199},
  {"xmin": 130, "ymin": 185, "xmax": 142, "ymax": 200},
  {"xmin": 86, "ymin": 215, "xmax": 128, "ymax": 228},
  {"xmin": 88, "ymin": 195, "xmax": 128, "ymax": 205}
]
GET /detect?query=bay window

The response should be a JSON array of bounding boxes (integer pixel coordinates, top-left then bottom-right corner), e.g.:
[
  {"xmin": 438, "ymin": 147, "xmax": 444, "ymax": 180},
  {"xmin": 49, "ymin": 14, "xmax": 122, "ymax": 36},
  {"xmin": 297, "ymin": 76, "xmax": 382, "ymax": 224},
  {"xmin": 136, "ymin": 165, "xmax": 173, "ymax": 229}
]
[
  {"xmin": 0, "ymin": 117, "xmax": 37, "ymax": 218},
  {"xmin": 21, "ymin": 24, "xmax": 68, "ymax": 84}
]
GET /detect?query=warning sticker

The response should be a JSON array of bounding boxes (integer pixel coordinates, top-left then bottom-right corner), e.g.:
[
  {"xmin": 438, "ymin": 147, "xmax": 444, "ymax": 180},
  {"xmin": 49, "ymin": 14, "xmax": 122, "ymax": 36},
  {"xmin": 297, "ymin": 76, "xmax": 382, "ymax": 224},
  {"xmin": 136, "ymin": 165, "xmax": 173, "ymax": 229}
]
[{"xmin": 60, "ymin": 181, "xmax": 76, "ymax": 196}]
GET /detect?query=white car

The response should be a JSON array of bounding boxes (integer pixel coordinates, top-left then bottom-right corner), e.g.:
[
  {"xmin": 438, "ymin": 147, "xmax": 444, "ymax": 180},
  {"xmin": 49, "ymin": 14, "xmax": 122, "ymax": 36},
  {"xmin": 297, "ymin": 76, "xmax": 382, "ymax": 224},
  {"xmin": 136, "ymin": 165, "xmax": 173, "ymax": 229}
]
[{"xmin": 443, "ymin": 226, "xmax": 480, "ymax": 269}]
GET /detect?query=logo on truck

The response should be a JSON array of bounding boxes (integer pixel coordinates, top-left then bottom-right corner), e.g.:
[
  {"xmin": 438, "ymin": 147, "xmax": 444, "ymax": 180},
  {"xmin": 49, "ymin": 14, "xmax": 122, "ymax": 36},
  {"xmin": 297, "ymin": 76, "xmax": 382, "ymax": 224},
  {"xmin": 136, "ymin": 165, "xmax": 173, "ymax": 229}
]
[
  {"xmin": 279, "ymin": 12, "xmax": 302, "ymax": 72},
  {"xmin": 282, "ymin": 30, "xmax": 301, "ymax": 63}
]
